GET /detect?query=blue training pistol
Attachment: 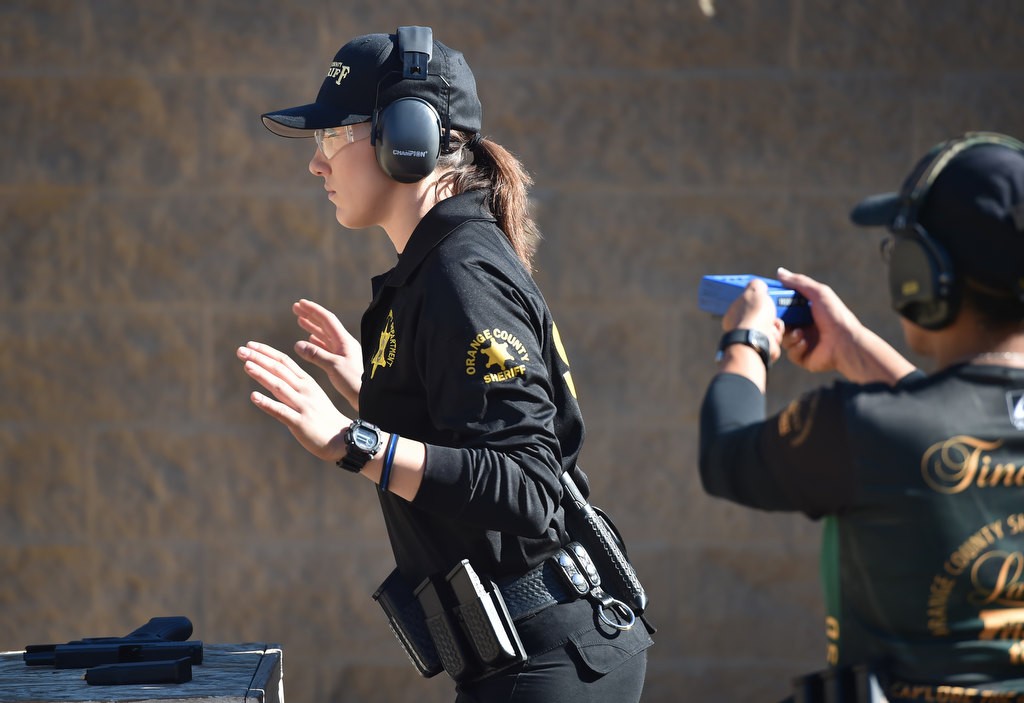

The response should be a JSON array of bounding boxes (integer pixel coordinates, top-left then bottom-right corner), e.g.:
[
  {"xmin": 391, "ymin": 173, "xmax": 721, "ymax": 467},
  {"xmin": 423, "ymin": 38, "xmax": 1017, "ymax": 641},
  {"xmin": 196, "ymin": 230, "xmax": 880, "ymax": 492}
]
[{"xmin": 698, "ymin": 274, "xmax": 811, "ymax": 326}]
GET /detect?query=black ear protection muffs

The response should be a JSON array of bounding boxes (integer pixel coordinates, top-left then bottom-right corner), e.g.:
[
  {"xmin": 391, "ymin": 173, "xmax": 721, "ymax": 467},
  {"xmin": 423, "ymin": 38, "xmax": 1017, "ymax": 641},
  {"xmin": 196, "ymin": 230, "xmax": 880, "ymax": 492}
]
[
  {"xmin": 373, "ymin": 97, "xmax": 442, "ymax": 183},
  {"xmin": 887, "ymin": 132, "xmax": 1024, "ymax": 330},
  {"xmin": 371, "ymin": 26, "xmax": 447, "ymax": 183}
]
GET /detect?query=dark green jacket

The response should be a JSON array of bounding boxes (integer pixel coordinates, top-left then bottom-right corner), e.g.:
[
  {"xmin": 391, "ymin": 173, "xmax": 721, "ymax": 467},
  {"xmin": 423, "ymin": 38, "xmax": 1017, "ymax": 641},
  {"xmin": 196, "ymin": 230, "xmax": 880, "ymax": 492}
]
[{"xmin": 701, "ymin": 363, "xmax": 1024, "ymax": 692}]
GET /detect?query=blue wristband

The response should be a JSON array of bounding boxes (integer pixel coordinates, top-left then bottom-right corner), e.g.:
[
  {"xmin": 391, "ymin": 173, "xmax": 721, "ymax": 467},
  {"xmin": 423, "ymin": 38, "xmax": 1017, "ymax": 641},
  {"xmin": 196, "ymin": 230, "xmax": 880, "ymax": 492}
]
[{"xmin": 379, "ymin": 433, "xmax": 399, "ymax": 493}]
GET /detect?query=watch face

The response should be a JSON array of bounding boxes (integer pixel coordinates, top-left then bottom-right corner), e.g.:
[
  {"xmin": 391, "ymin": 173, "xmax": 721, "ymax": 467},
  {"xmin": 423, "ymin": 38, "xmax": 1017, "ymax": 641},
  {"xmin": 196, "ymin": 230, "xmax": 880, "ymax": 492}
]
[
  {"xmin": 352, "ymin": 426, "xmax": 378, "ymax": 451},
  {"xmin": 749, "ymin": 330, "xmax": 768, "ymax": 350}
]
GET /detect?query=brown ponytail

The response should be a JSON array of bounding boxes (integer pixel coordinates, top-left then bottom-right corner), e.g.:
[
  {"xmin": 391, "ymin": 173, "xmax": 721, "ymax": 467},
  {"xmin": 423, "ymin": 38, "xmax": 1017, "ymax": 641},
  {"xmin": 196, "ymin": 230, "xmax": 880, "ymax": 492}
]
[{"xmin": 437, "ymin": 131, "xmax": 542, "ymax": 271}]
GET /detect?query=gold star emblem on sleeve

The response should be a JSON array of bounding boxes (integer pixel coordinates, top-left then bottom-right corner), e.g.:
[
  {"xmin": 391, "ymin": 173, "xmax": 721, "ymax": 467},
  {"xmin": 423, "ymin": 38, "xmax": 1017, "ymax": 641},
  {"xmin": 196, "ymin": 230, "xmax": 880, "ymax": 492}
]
[{"xmin": 481, "ymin": 340, "xmax": 513, "ymax": 370}]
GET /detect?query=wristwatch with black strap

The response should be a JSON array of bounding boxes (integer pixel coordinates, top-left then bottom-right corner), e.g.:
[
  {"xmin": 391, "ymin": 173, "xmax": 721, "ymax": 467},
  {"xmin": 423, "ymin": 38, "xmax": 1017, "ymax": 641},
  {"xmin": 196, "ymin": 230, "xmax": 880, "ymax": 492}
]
[
  {"xmin": 337, "ymin": 419, "xmax": 385, "ymax": 473},
  {"xmin": 716, "ymin": 328, "xmax": 772, "ymax": 369}
]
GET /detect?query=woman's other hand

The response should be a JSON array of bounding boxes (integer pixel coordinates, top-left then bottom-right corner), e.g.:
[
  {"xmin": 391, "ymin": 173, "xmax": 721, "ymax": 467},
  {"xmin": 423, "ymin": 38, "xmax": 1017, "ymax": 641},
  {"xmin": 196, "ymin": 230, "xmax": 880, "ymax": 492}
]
[{"xmin": 292, "ymin": 298, "xmax": 363, "ymax": 410}]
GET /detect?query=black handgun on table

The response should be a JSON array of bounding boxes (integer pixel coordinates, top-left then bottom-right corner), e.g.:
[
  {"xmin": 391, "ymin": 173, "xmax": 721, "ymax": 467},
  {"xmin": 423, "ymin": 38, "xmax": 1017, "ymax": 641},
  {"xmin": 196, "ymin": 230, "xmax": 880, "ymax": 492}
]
[{"xmin": 23, "ymin": 616, "xmax": 203, "ymax": 669}]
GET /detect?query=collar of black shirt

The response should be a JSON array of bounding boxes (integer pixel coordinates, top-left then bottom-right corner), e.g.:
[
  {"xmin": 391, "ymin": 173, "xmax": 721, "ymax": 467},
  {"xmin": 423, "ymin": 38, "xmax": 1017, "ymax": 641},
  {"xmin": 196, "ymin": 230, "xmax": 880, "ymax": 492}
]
[{"xmin": 386, "ymin": 189, "xmax": 497, "ymax": 288}]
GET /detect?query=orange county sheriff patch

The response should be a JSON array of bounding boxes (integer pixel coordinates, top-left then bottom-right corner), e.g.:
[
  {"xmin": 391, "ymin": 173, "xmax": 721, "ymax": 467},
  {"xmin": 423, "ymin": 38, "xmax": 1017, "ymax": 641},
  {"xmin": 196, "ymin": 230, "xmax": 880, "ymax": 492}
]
[{"xmin": 464, "ymin": 327, "xmax": 531, "ymax": 383}]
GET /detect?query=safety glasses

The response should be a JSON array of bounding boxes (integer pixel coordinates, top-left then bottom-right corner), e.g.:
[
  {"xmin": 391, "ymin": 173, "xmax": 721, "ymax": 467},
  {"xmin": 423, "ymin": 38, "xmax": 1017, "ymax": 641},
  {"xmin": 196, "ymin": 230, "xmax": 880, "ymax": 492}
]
[{"xmin": 313, "ymin": 122, "xmax": 371, "ymax": 160}]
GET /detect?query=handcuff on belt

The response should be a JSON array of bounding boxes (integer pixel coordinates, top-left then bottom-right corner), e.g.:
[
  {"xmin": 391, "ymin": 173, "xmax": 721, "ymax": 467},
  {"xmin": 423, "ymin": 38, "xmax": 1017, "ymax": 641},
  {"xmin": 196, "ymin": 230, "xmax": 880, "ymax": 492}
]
[
  {"xmin": 551, "ymin": 541, "xmax": 636, "ymax": 631},
  {"xmin": 498, "ymin": 541, "xmax": 636, "ymax": 631}
]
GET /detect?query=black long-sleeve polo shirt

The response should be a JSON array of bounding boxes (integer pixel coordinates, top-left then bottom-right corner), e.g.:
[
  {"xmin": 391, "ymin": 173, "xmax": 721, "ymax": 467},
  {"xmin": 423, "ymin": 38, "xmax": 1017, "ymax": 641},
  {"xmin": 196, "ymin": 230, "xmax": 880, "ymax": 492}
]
[
  {"xmin": 700, "ymin": 366, "xmax": 1024, "ymax": 688},
  {"xmin": 357, "ymin": 190, "xmax": 585, "ymax": 585}
]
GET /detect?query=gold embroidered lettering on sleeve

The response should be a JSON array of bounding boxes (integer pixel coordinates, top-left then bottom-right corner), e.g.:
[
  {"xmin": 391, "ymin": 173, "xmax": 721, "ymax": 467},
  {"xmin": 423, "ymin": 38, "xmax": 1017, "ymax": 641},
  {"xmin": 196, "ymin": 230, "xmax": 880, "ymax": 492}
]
[
  {"xmin": 370, "ymin": 310, "xmax": 397, "ymax": 379},
  {"xmin": 778, "ymin": 393, "xmax": 818, "ymax": 447},
  {"xmin": 463, "ymin": 326, "xmax": 532, "ymax": 384}
]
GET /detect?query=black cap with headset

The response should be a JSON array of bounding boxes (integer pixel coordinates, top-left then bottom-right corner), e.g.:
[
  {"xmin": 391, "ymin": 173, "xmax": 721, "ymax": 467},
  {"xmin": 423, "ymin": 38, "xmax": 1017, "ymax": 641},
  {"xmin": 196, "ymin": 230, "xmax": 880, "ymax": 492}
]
[
  {"xmin": 261, "ymin": 27, "xmax": 482, "ymax": 184},
  {"xmin": 849, "ymin": 132, "xmax": 1024, "ymax": 329}
]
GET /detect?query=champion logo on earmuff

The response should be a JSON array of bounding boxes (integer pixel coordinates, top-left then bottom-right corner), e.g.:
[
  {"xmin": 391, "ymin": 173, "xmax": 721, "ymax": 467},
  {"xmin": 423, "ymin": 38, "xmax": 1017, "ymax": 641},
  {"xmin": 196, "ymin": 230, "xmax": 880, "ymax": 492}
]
[{"xmin": 393, "ymin": 149, "xmax": 428, "ymax": 158}]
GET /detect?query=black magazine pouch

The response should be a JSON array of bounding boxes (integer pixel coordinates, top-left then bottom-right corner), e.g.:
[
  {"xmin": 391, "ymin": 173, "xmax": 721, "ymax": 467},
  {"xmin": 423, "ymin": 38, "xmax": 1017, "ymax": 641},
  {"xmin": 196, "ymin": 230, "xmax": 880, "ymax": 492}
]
[
  {"xmin": 412, "ymin": 560, "xmax": 528, "ymax": 683},
  {"xmin": 415, "ymin": 573, "xmax": 476, "ymax": 681},
  {"xmin": 447, "ymin": 559, "xmax": 527, "ymax": 673},
  {"xmin": 374, "ymin": 560, "xmax": 529, "ymax": 683},
  {"xmin": 372, "ymin": 568, "xmax": 443, "ymax": 678}
]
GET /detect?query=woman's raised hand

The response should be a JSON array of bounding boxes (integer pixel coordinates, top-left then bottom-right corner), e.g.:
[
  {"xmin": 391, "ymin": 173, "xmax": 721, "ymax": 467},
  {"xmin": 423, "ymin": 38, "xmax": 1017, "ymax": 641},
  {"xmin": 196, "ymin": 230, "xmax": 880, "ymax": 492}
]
[
  {"xmin": 292, "ymin": 299, "xmax": 363, "ymax": 411},
  {"xmin": 237, "ymin": 340, "xmax": 349, "ymax": 461}
]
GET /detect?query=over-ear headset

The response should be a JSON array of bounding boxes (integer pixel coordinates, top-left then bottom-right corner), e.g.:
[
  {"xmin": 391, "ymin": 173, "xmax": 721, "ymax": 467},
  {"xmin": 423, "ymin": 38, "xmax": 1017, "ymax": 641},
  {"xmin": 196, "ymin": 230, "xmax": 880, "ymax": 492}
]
[
  {"xmin": 371, "ymin": 26, "xmax": 449, "ymax": 183},
  {"xmin": 886, "ymin": 132, "xmax": 1024, "ymax": 330}
]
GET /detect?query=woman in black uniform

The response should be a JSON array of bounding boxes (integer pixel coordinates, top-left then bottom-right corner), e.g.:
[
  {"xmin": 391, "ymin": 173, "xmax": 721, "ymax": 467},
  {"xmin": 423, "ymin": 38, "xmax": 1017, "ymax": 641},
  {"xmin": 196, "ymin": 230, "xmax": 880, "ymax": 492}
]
[
  {"xmin": 700, "ymin": 132, "xmax": 1024, "ymax": 700},
  {"xmin": 236, "ymin": 26, "xmax": 651, "ymax": 702}
]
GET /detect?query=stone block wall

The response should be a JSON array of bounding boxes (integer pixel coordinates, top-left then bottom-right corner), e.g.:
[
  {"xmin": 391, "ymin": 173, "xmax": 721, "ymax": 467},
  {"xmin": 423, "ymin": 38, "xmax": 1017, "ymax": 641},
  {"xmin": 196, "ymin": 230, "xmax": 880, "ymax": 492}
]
[{"xmin": 2, "ymin": 1, "xmax": 1022, "ymax": 701}]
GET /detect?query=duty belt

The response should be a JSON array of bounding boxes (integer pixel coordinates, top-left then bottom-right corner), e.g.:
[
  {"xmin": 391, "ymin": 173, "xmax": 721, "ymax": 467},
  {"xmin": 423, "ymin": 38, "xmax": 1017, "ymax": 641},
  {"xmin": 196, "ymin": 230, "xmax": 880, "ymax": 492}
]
[
  {"xmin": 497, "ymin": 560, "xmax": 575, "ymax": 622},
  {"xmin": 497, "ymin": 544, "xmax": 637, "ymax": 632},
  {"xmin": 372, "ymin": 542, "xmax": 638, "ymax": 683}
]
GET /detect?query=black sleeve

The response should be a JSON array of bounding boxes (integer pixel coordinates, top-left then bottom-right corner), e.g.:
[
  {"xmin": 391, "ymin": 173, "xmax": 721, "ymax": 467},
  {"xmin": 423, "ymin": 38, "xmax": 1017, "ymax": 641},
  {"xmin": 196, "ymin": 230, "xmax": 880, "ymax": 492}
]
[
  {"xmin": 699, "ymin": 372, "xmax": 857, "ymax": 517},
  {"xmin": 410, "ymin": 257, "xmax": 564, "ymax": 538}
]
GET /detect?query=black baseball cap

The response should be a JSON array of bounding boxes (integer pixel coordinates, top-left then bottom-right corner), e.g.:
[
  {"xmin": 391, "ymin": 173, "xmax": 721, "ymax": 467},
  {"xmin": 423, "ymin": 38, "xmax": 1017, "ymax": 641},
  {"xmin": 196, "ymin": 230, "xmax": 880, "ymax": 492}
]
[
  {"xmin": 850, "ymin": 132, "xmax": 1024, "ymax": 294},
  {"xmin": 261, "ymin": 28, "xmax": 482, "ymax": 138}
]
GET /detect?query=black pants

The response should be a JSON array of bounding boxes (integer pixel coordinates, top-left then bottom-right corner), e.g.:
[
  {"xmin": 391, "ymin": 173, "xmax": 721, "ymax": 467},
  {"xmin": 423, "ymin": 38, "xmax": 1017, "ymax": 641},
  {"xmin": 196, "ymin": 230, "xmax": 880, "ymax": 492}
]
[{"xmin": 454, "ymin": 598, "xmax": 652, "ymax": 703}]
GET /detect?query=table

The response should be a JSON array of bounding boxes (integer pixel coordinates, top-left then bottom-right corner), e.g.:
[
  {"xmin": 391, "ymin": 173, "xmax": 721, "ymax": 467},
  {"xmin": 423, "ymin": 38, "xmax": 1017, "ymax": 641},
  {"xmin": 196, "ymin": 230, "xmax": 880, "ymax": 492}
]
[{"xmin": 0, "ymin": 643, "xmax": 282, "ymax": 703}]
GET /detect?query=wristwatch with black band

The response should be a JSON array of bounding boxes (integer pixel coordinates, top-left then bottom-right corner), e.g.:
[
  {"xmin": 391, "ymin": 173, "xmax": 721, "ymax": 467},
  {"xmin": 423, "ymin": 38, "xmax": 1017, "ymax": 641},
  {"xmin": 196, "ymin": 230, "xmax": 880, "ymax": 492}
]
[
  {"xmin": 337, "ymin": 419, "xmax": 384, "ymax": 473},
  {"xmin": 716, "ymin": 328, "xmax": 772, "ymax": 368}
]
